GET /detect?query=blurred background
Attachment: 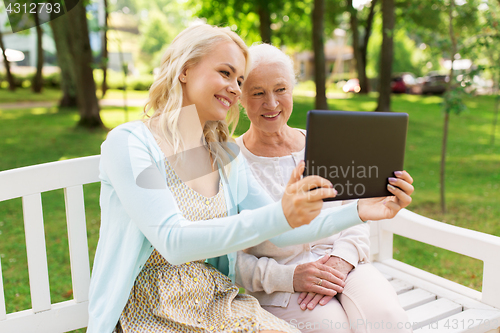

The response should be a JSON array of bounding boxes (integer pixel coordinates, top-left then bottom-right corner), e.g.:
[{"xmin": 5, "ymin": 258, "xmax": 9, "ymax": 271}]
[{"xmin": 0, "ymin": 0, "xmax": 498, "ymax": 116}]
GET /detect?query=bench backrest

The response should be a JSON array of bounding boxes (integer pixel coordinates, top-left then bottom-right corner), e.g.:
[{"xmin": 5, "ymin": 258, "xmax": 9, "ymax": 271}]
[{"xmin": 0, "ymin": 156, "xmax": 100, "ymax": 333}]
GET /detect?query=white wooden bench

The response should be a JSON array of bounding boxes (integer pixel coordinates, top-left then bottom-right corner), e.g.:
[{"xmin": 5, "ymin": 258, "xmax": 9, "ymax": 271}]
[{"xmin": 0, "ymin": 156, "xmax": 499, "ymax": 333}]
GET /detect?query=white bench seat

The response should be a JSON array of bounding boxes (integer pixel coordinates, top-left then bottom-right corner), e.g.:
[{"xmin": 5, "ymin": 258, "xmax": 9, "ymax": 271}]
[{"xmin": 374, "ymin": 262, "xmax": 500, "ymax": 332}]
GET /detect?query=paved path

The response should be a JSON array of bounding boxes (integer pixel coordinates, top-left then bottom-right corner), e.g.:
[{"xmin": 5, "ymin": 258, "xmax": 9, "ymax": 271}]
[
  {"xmin": 0, "ymin": 101, "xmax": 56, "ymax": 109},
  {"xmin": 0, "ymin": 92, "xmax": 347, "ymax": 110},
  {"xmin": 0, "ymin": 99, "xmax": 147, "ymax": 110}
]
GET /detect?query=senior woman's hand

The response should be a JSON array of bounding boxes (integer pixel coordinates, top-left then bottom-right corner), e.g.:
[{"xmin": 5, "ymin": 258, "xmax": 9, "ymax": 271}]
[
  {"xmin": 282, "ymin": 161, "xmax": 338, "ymax": 228},
  {"xmin": 293, "ymin": 255, "xmax": 346, "ymax": 303},
  {"xmin": 297, "ymin": 256, "xmax": 354, "ymax": 310},
  {"xmin": 357, "ymin": 170, "xmax": 414, "ymax": 221}
]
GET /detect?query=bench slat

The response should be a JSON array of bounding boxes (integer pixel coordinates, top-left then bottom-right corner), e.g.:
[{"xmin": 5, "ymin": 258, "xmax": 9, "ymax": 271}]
[
  {"xmin": 64, "ymin": 186, "xmax": 91, "ymax": 303},
  {"xmin": 0, "ymin": 156, "xmax": 100, "ymax": 201},
  {"xmin": 398, "ymin": 288, "xmax": 437, "ymax": 310},
  {"xmin": 22, "ymin": 194, "xmax": 51, "ymax": 313},
  {"xmin": 407, "ymin": 298, "xmax": 463, "ymax": 330},
  {"xmin": 413, "ymin": 308, "xmax": 500, "ymax": 332},
  {"xmin": 0, "ymin": 258, "xmax": 5, "ymax": 320},
  {"xmin": 390, "ymin": 279, "xmax": 413, "ymax": 294},
  {"xmin": 0, "ymin": 300, "xmax": 88, "ymax": 333}
]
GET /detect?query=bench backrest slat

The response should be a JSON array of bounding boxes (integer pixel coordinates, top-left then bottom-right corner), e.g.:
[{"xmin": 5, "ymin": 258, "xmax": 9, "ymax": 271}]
[
  {"xmin": 22, "ymin": 193, "xmax": 52, "ymax": 313},
  {"xmin": 64, "ymin": 185, "xmax": 91, "ymax": 303},
  {"xmin": 0, "ymin": 156, "xmax": 100, "ymax": 202}
]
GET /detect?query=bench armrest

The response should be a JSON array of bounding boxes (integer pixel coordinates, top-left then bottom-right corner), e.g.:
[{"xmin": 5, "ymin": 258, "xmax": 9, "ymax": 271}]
[{"xmin": 376, "ymin": 209, "xmax": 500, "ymax": 309}]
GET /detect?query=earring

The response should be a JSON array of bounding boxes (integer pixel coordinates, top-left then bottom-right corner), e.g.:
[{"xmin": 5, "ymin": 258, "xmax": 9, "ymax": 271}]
[{"xmin": 180, "ymin": 77, "xmax": 186, "ymax": 82}]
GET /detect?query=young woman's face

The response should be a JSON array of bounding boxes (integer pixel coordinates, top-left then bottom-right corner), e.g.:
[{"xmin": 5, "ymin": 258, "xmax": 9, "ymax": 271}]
[
  {"xmin": 240, "ymin": 62, "xmax": 294, "ymax": 134},
  {"xmin": 181, "ymin": 41, "xmax": 246, "ymax": 126}
]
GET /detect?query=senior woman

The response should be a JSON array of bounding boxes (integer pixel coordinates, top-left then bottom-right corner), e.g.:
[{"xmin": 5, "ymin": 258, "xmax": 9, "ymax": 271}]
[{"xmin": 235, "ymin": 43, "xmax": 413, "ymax": 333}]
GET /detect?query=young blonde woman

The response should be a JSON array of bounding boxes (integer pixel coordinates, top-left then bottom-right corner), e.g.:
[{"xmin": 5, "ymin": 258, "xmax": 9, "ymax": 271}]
[{"xmin": 87, "ymin": 25, "xmax": 413, "ymax": 333}]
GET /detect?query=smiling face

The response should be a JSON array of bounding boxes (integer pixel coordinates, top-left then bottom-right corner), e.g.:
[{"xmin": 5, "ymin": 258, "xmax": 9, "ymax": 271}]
[
  {"xmin": 241, "ymin": 61, "xmax": 294, "ymax": 134},
  {"xmin": 180, "ymin": 41, "xmax": 246, "ymax": 127}
]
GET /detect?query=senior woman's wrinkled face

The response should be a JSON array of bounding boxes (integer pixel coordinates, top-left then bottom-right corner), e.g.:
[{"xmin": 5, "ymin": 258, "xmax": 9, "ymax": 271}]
[{"xmin": 241, "ymin": 62, "xmax": 293, "ymax": 134}]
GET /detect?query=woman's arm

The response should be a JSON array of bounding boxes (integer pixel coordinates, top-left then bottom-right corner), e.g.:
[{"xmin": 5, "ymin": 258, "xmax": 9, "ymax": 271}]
[
  {"xmin": 267, "ymin": 201, "xmax": 364, "ymax": 247},
  {"xmin": 100, "ymin": 125, "xmax": 293, "ymax": 265},
  {"xmin": 235, "ymin": 250, "xmax": 297, "ymax": 293},
  {"xmin": 235, "ymin": 155, "xmax": 364, "ymax": 247}
]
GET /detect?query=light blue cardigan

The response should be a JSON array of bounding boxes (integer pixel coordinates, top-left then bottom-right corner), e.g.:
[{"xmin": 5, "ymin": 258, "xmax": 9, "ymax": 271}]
[{"xmin": 87, "ymin": 121, "xmax": 364, "ymax": 333}]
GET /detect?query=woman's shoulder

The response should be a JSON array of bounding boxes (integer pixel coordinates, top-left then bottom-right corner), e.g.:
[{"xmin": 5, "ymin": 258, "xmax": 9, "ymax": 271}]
[
  {"xmin": 104, "ymin": 121, "xmax": 156, "ymax": 146},
  {"xmin": 106, "ymin": 121, "xmax": 148, "ymax": 139},
  {"xmin": 294, "ymin": 128, "xmax": 306, "ymax": 135}
]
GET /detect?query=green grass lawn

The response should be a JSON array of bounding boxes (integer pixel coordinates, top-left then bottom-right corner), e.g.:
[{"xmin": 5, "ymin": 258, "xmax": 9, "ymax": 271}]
[
  {"xmin": 0, "ymin": 88, "xmax": 62, "ymax": 103},
  {"xmin": 0, "ymin": 90, "xmax": 499, "ymax": 331}
]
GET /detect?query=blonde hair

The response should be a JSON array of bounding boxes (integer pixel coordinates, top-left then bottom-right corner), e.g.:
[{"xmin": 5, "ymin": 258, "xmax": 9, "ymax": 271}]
[{"xmin": 144, "ymin": 24, "xmax": 249, "ymax": 171}]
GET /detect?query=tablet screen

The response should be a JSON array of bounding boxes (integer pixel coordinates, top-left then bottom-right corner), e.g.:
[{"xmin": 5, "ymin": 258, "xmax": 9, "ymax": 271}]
[{"xmin": 303, "ymin": 110, "xmax": 408, "ymax": 201}]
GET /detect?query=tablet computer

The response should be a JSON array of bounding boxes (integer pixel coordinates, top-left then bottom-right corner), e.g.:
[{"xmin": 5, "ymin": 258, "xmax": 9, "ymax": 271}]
[{"xmin": 303, "ymin": 110, "xmax": 408, "ymax": 201}]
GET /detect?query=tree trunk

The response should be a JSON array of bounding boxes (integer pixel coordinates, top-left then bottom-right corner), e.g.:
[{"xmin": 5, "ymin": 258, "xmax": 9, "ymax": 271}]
[
  {"xmin": 257, "ymin": 2, "xmax": 272, "ymax": 43},
  {"xmin": 49, "ymin": 13, "xmax": 78, "ymax": 107},
  {"xmin": 101, "ymin": 0, "xmax": 109, "ymax": 97},
  {"xmin": 492, "ymin": 72, "xmax": 499, "ymax": 145},
  {"xmin": 349, "ymin": 0, "xmax": 376, "ymax": 94},
  {"xmin": 440, "ymin": 111, "xmax": 449, "ymax": 214},
  {"xmin": 440, "ymin": 0, "xmax": 457, "ymax": 214},
  {"xmin": 32, "ymin": 13, "xmax": 44, "ymax": 93},
  {"xmin": 312, "ymin": 0, "xmax": 328, "ymax": 110},
  {"xmin": 348, "ymin": 0, "xmax": 363, "ymax": 92},
  {"xmin": 0, "ymin": 30, "xmax": 16, "ymax": 91},
  {"xmin": 492, "ymin": 90, "xmax": 499, "ymax": 145},
  {"xmin": 359, "ymin": 0, "xmax": 377, "ymax": 93},
  {"xmin": 375, "ymin": 0, "xmax": 394, "ymax": 112},
  {"xmin": 66, "ymin": 1, "xmax": 104, "ymax": 128}
]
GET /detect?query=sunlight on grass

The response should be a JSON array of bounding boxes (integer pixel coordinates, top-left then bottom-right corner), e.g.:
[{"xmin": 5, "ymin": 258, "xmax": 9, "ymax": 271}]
[
  {"xmin": 0, "ymin": 88, "xmax": 62, "ymax": 103},
  {"xmin": 99, "ymin": 89, "xmax": 149, "ymax": 100},
  {"xmin": 100, "ymin": 106, "xmax": 144, "ymax": 128},
  {"xmin": 419, "ymin": 96, "xmax": 444, "ymax": 104},
  {"xmin": 30, "ymin": 107, "xmax": 58, "ymax": 115}
]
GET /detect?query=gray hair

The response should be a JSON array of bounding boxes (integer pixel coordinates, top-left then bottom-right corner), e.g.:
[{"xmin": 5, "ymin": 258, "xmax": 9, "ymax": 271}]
[{"xmin": 248, "ymin": 43, "xmax": 297, "ymax": 85}]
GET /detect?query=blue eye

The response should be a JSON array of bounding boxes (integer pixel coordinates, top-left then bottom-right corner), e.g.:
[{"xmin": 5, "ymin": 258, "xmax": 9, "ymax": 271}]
[{"xmin": 254, "ymin": 92, "xmax": 263, "ymax": 96}]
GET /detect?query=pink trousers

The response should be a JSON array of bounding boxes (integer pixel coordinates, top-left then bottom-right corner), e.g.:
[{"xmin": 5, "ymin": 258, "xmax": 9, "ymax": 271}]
[{"xmin": 262, "ymin": 263, "xmax": 413, "ymax": 333}]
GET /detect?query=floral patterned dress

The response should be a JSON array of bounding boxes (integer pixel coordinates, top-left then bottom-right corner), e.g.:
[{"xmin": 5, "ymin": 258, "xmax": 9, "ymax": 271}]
[{"xmin": 118, "ymin": 160, "xmax": 299, "ymax": 333}]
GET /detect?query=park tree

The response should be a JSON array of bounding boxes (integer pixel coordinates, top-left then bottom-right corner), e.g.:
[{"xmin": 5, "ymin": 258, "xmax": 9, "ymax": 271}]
[
  {"xmin": 101, "ymin": 0, "xmax": 109, "ymax": 97},
  {"xmin": 459, "ymin": 1, "xmax": 500, "ymax": 145},
  {"xmin": 347, "ymin": 0, "xmax": 378, "ymax": 94},
  {"xmin": 49, "ymin": 7, "xmax": 77, "ymax": 107},
  {"xmin": 193, "ymin": 0, "xmax": 275, "ymax": 44},
  {"xmin": 312, "ymin": 0, "xmax": 327, "ymax": 109},
  {"xmin": 440, "ymin": 0, "xmax": 460, "ymax": 214},
  {"xmin": 67, "ymin": 0, "xmax": 103, "ymax": 128},
  {"xmin": 49, "ymin": 0, "xmax": 103, "ymax": 127},
  {"xmin": 375, "ymin": 0, "xmax": 394, "ymax": 111},
  {"xmin": 399, "ymin": 0, "xmax": 479, "ymax": 213},
  {"xmin": 0, "ymin": 29, "xmax": 16, "ymax": 91},
  {"xmin": 2, "ymin": 0, "xmax": 45, "ymax": 92},
  {"xmin": 32, "ymin": 12, "xmax": 44, "ymax": 93}
]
